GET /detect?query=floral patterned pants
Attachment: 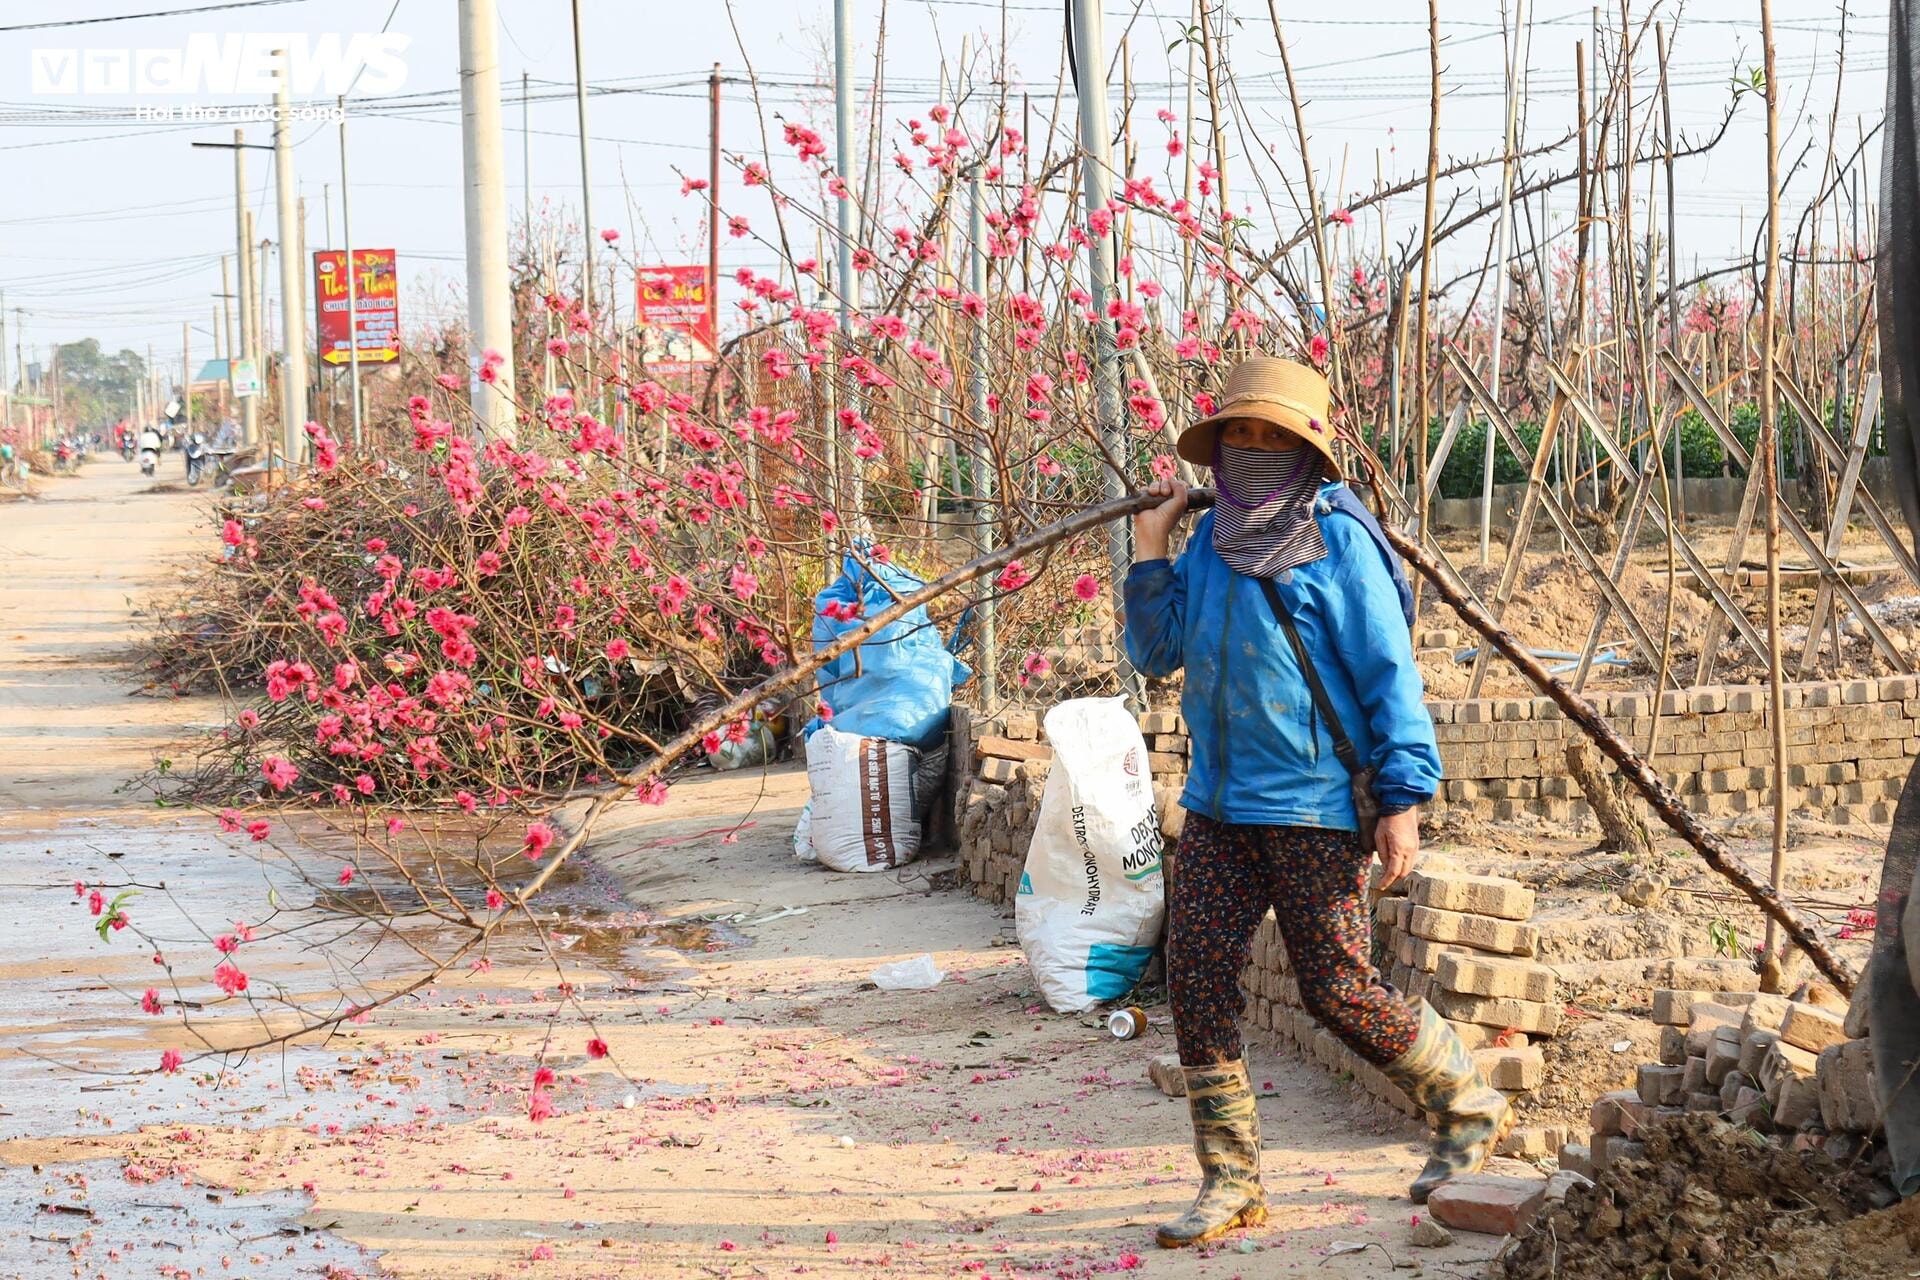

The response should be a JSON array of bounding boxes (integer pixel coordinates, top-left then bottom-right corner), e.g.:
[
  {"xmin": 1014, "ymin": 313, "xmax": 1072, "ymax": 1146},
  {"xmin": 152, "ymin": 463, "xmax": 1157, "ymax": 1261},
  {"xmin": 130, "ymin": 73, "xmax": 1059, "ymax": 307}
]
[{"xmin": 1166, "ymin": 812, "xmax": 1420, "ymax": 1068}]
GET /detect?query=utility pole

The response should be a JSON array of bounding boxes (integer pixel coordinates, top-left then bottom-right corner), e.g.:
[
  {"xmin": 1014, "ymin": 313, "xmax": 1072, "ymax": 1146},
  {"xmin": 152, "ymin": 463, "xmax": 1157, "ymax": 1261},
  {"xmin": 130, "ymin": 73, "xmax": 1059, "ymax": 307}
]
[
  {"xmin": 219, "ymin": 255, "xmax": 234, "ymax": 367},
  {"xmin": 259, "ymin": 232, "xmax": 274, "ymax": 449},
  {"xmin": 522, "ymin": 70, "xmax": 532, "ymax": 242},
  {"xmin": 247, "ymin": 211, "xmax": 263, "ymax": 430},
  {"xmin": 299, "ymin": 193, "xmax": 315, "ymax": 428},
  {"xmin": 181, "ymin": 321, "xmax": 193, "ymax": 439},
  {"xmin": 272, "ymin": 52, "xmax": 309, "ymax": 467},
  {"xmin": 213, "ymin": 303, "xmax": 228, "ymax": 419},
  {"xmin": 833, "ymin": 0, "xmax": 861, "ymax": 516},
  {"xmin": 458, "ymin": 0, "xmax": 517, "ymax": 441},
  {"xmin": 257, "ymin": 232, "xmax": 272, "ymax": 357},
  {"xmin": 1066, "ymin": 0, "xmax": 1139, "ymax": 705},
  {"xmin": 1479, "ymin": 0, "xmax": 1528, "ymax": 566},
  {"xmin": 708, "ymin": 62, "xmax": 724, "ymax": 428},
  {"xmin": 0, "ymin": 293, "xmax": 9, "ymax": 440},
  {"xmin": 708, "ymin": 62, "xmax": 721, "ymax": 355},
  {"xmin": 569, "ymin": 0, "xmax": 599, "ymax": 419},
  {"xmin": 190, "ymin": 129, "xmax": 265, "ymax": 446},
  {"xmin": 338, "ymin": 94, "xmax": 364, "ymax": 448}
]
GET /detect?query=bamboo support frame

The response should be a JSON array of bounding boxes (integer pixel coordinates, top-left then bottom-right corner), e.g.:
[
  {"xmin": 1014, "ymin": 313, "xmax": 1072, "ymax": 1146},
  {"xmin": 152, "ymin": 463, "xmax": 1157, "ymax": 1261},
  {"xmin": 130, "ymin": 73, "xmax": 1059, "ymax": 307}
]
[
  {"xmin": 1659, "ymin": 351, "xmax": 1911, "ymax": 670},
  {"xmin": 1539, "ymin": 358, "xmax": 1773, "ymax": 671},
  {"xmin": 1382, "ymin": 521, "xmax": 1857, "ymax": 995}
]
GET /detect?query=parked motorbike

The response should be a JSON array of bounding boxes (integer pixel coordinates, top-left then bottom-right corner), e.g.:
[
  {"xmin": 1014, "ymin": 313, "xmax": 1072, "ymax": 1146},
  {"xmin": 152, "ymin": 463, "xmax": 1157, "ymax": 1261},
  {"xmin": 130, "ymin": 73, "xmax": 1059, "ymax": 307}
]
[
  {"xmin": 207, "ymin": 446, "xmax": 239, "ymax": 488},
  {"xmin": 184, "ymin": 434, "xmax": 208, "ymax": 486}
]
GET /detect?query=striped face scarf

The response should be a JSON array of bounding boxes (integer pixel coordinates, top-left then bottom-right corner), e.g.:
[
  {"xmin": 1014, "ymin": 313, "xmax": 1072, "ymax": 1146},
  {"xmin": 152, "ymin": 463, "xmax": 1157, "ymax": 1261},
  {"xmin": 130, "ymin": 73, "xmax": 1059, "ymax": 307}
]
[{"xmin": 1210, "ymin": 442, "xmax": 1327, "ymax": 579}]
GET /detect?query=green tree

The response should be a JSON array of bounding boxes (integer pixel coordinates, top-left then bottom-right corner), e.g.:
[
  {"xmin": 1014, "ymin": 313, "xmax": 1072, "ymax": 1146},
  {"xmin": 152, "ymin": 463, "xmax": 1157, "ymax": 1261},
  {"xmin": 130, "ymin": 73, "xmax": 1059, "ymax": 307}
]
[
  {"xmin": 1429, "ymin": 416, "xmax": 1546, "ymax": 499},
  {"xmin": 53, "ymin": 338, "xmax": 146, "ymax": 429}
]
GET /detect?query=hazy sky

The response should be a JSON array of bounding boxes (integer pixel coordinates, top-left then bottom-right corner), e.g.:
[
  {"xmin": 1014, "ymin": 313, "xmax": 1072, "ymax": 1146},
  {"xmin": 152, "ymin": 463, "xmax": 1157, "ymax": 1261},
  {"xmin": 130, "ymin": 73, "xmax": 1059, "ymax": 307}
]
[{"xmin": 0, "ymin": 0, "xmax": 1889, "ymax": 385}]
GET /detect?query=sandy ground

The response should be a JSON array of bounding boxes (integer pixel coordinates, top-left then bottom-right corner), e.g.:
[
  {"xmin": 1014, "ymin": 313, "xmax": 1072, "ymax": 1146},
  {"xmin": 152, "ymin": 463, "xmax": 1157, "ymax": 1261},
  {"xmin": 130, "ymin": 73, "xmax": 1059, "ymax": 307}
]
[
  {"xmin": 0, "ymin": 459, "xmax": 1516, "ymax": 1277},
  {"xmin": 1419, "ymin": 515, "xmax": 1920, "ymax": 696}
]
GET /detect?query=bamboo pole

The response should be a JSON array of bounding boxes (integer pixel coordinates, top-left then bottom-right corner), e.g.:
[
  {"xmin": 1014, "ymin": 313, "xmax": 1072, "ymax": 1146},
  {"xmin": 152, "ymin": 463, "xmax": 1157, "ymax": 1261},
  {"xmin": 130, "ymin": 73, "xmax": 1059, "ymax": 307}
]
[
  {"xmin": 1480, "ymin": 0, "xmax": 1525, "ymax": 566},
  {"xmin": 1382, "ymin": 520, "xmax": 1856, "ymax": 995},
  {"xmin": 1198, "ymin": 1, "xmax": 1233, "ymax": 325},
  {"xmin": 1180, "ymin": 11, "xmax": 1197, "ymax": 301},
  {"xmin": 1657, "ymin": 22, "xmax": 1684, "ymax": 524},
  {"xmin": 1269, "ymin": 4, "xmax": 1342, "ymax": 399},
  {"xmin": 1758, "ymin": 0, "xmax": 1790, "ymax": 966},
  {"xmin": 1413, "ymin": 0, "xmax": 1441, "ymax": 574}
]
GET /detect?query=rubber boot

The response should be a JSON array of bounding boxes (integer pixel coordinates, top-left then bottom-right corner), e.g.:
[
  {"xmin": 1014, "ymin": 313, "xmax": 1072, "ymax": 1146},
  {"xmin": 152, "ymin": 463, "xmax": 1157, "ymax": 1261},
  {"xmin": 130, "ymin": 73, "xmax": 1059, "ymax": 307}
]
[
  {"xmin": 1383, "ymin": 1000, "xmax": 1515, "ymax": 1203},
  {"xmin": 1155, "ymin": 1059, "xmax": 1267, "ymax": 1248}
]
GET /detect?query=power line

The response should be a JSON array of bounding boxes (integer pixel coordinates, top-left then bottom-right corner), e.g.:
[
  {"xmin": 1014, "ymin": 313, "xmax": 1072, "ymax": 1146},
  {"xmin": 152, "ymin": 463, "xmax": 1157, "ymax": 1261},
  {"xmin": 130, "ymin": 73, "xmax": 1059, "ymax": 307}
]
[
  {"xmin": 0, "ymin": 119, "xmax": 213, "ymax": 152},
  {"xmin": 0, "ymin": 0, "xmax": 307, "ymax": 34},
  {"xmin": 0, "ymin": 188, "xmax": 266, "ymax": 226}
]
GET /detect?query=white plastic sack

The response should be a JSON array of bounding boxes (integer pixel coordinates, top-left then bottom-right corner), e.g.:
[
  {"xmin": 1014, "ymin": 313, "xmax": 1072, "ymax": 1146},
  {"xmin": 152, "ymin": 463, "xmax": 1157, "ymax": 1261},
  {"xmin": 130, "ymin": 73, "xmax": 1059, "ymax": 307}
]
[
  {"xmin": 1016, "ymin": 697, "xmax": 1166, "ymax": 1013},
  {"xmin": 805, "ymin": 726, "xmax": 923, "ymax": 873},
  {"xmin": 870, "ymin": 954, "xmax": 945, "ymax": 990},
  {"xmin": 710, "ymin": 720, "xmax": 775, "ymax": 772},
  {"xmin": 792, "ymin": 800, "xmax": 817, "ymax": 863}
]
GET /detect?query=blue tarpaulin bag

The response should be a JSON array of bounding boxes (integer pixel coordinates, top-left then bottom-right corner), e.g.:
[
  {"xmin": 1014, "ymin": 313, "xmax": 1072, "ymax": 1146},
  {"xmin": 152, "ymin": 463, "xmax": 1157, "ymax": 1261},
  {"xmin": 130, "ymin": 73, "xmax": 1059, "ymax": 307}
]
[{"xmin": 807, "ymin": 549, "xmax": 971, "ymax": 751}]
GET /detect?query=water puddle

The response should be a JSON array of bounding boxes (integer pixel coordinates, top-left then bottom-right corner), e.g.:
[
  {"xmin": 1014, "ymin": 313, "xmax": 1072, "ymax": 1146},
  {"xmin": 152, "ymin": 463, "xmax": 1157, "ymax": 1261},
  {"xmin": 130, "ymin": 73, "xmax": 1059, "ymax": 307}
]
[
  {"xmin": 0, "ymin": 1158, "xmax": 374, "ymax": 1278},
  {"xmin": 0, "ymin": 815, "xmax": 732, "ymax": 1146}
]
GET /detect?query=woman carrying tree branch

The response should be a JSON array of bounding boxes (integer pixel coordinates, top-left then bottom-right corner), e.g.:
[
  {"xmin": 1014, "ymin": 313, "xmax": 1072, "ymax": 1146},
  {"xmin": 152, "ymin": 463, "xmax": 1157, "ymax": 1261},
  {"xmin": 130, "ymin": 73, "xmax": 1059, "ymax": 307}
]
[{"xmin": 1124, "ymin": 354, "xmax": 1512, "ymax": 1248}]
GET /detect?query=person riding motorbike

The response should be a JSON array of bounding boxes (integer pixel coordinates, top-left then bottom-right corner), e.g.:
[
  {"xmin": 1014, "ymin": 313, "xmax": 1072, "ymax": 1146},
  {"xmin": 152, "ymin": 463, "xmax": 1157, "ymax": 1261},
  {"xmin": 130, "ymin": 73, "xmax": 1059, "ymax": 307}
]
[{"xmin": 136, "ymin": 426, "xmax": 162, "ymax": 478}]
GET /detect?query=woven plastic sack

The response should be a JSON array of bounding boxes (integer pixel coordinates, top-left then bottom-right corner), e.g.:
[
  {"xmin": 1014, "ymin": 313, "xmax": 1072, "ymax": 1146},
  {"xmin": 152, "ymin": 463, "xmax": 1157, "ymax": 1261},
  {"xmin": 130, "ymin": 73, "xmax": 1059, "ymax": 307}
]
[
  {"xmin": 805, "ymin": 726, "xmax": 922, "ymax": 873},
  {"xmin": 1015, "ymin": 698, "xmax": 1166, "ymax": 1012}
]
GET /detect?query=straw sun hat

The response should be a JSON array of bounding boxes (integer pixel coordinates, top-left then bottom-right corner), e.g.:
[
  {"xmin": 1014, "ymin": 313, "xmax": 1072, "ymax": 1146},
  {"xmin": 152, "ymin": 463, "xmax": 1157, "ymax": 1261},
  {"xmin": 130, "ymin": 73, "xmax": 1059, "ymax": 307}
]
[{"xmin": 1174, "ymin": 354, "xmax": 1340, "ymax": 479}]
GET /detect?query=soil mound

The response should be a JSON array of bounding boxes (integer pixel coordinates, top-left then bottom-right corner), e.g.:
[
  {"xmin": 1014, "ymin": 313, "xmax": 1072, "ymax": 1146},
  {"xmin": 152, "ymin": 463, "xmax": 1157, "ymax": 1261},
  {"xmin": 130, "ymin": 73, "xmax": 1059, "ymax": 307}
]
[
  {"xmin": 1500, "ymin": 1115, "xmax": 1913, "ymax": 1280},
  {"xmin": 1417, "ymin": 552, "xmax": 1712, "ymax": 696}
]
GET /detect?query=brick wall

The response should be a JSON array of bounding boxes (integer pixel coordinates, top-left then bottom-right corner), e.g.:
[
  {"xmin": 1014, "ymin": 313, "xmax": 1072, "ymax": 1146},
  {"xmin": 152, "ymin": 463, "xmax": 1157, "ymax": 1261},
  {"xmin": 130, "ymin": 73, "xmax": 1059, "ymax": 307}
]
[
  {"xmin": 1431, "ymin": 677, "xmax": 1918, "ymax": 827},
  {"xmin": 952, "ymin": 678, "xmax": 1918, "ymax": 859},
  {"xmin": 949, "ymin": 706, "xmax": 1054, "ymax": 908},
  {"xmin": 946, "ymin": 684, "xmax": 1896, "ymax": 1162}
]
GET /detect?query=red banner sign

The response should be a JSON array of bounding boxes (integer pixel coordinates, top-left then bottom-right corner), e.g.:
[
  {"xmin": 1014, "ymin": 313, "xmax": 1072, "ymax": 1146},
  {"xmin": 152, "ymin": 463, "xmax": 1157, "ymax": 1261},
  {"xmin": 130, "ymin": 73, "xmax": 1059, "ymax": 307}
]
[
  {"xmin": 635, "ymin": 265, "xmax": 714, "ymax": 374},
  {"xmin": 314, "ymin": 248, "xmax": 400, "ymax": 365}
]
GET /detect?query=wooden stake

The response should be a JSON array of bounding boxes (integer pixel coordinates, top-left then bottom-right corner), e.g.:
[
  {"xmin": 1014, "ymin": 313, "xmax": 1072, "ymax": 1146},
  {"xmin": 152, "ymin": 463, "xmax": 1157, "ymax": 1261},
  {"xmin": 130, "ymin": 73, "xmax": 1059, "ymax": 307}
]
[
  {"xmin": 1413, "ymin": 0, "xmax": 1441, "ymax": 582},
  {"xmin": 1382, "ymin": 520, "xmax": 1856, "ymax": 995},
  {"xmin": 1758, "ymin": 0, "xmax": 1790, "ymax": 968},
  {"xmin": 1269, "ymin": 3, "xmax": 1342, "ymax": 397},
  {"xmin": 1198, "ymin": 1, "xmax": 1233, "ymax": 325}
]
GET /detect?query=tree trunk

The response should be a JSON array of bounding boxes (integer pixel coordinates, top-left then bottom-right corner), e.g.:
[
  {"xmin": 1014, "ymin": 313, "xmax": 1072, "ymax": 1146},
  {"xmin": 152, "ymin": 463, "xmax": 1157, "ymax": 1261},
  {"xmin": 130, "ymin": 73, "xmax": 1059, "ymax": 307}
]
[{"xmin": 1566, "ymin": 734, "xmax": 1655, "ymax": 858}]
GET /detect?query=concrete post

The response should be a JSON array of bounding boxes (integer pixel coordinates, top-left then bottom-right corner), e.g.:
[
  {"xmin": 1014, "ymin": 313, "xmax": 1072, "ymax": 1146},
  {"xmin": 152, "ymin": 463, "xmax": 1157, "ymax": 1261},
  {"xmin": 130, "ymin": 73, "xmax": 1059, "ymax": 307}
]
[
  {"xmin": 457, "ymin": 0, "xmax": 517, "ymax": 441},
  {"xmin": 1067, "ymin": 0, "xmax": 1141, "ymax": 706}
]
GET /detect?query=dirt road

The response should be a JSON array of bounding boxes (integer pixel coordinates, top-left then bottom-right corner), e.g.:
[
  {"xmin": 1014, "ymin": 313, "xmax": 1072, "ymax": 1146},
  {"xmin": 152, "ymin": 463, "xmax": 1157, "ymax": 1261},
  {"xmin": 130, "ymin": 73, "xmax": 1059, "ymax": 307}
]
[
  {"xmin": 0, "ymin": 460, "xmax": 1511, "ymax": 1278},
  {"xmin": 0, "ymin": 458, "xmax": 218, "ymax": 809}
]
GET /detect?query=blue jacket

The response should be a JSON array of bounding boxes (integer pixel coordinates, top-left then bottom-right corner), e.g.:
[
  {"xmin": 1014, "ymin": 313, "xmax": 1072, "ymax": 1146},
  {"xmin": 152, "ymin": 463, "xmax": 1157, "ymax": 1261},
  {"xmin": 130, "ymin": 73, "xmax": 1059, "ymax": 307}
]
[{"xmin": 1123, "ymin": 484, "xmax": 1441, "ymax": 831}]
